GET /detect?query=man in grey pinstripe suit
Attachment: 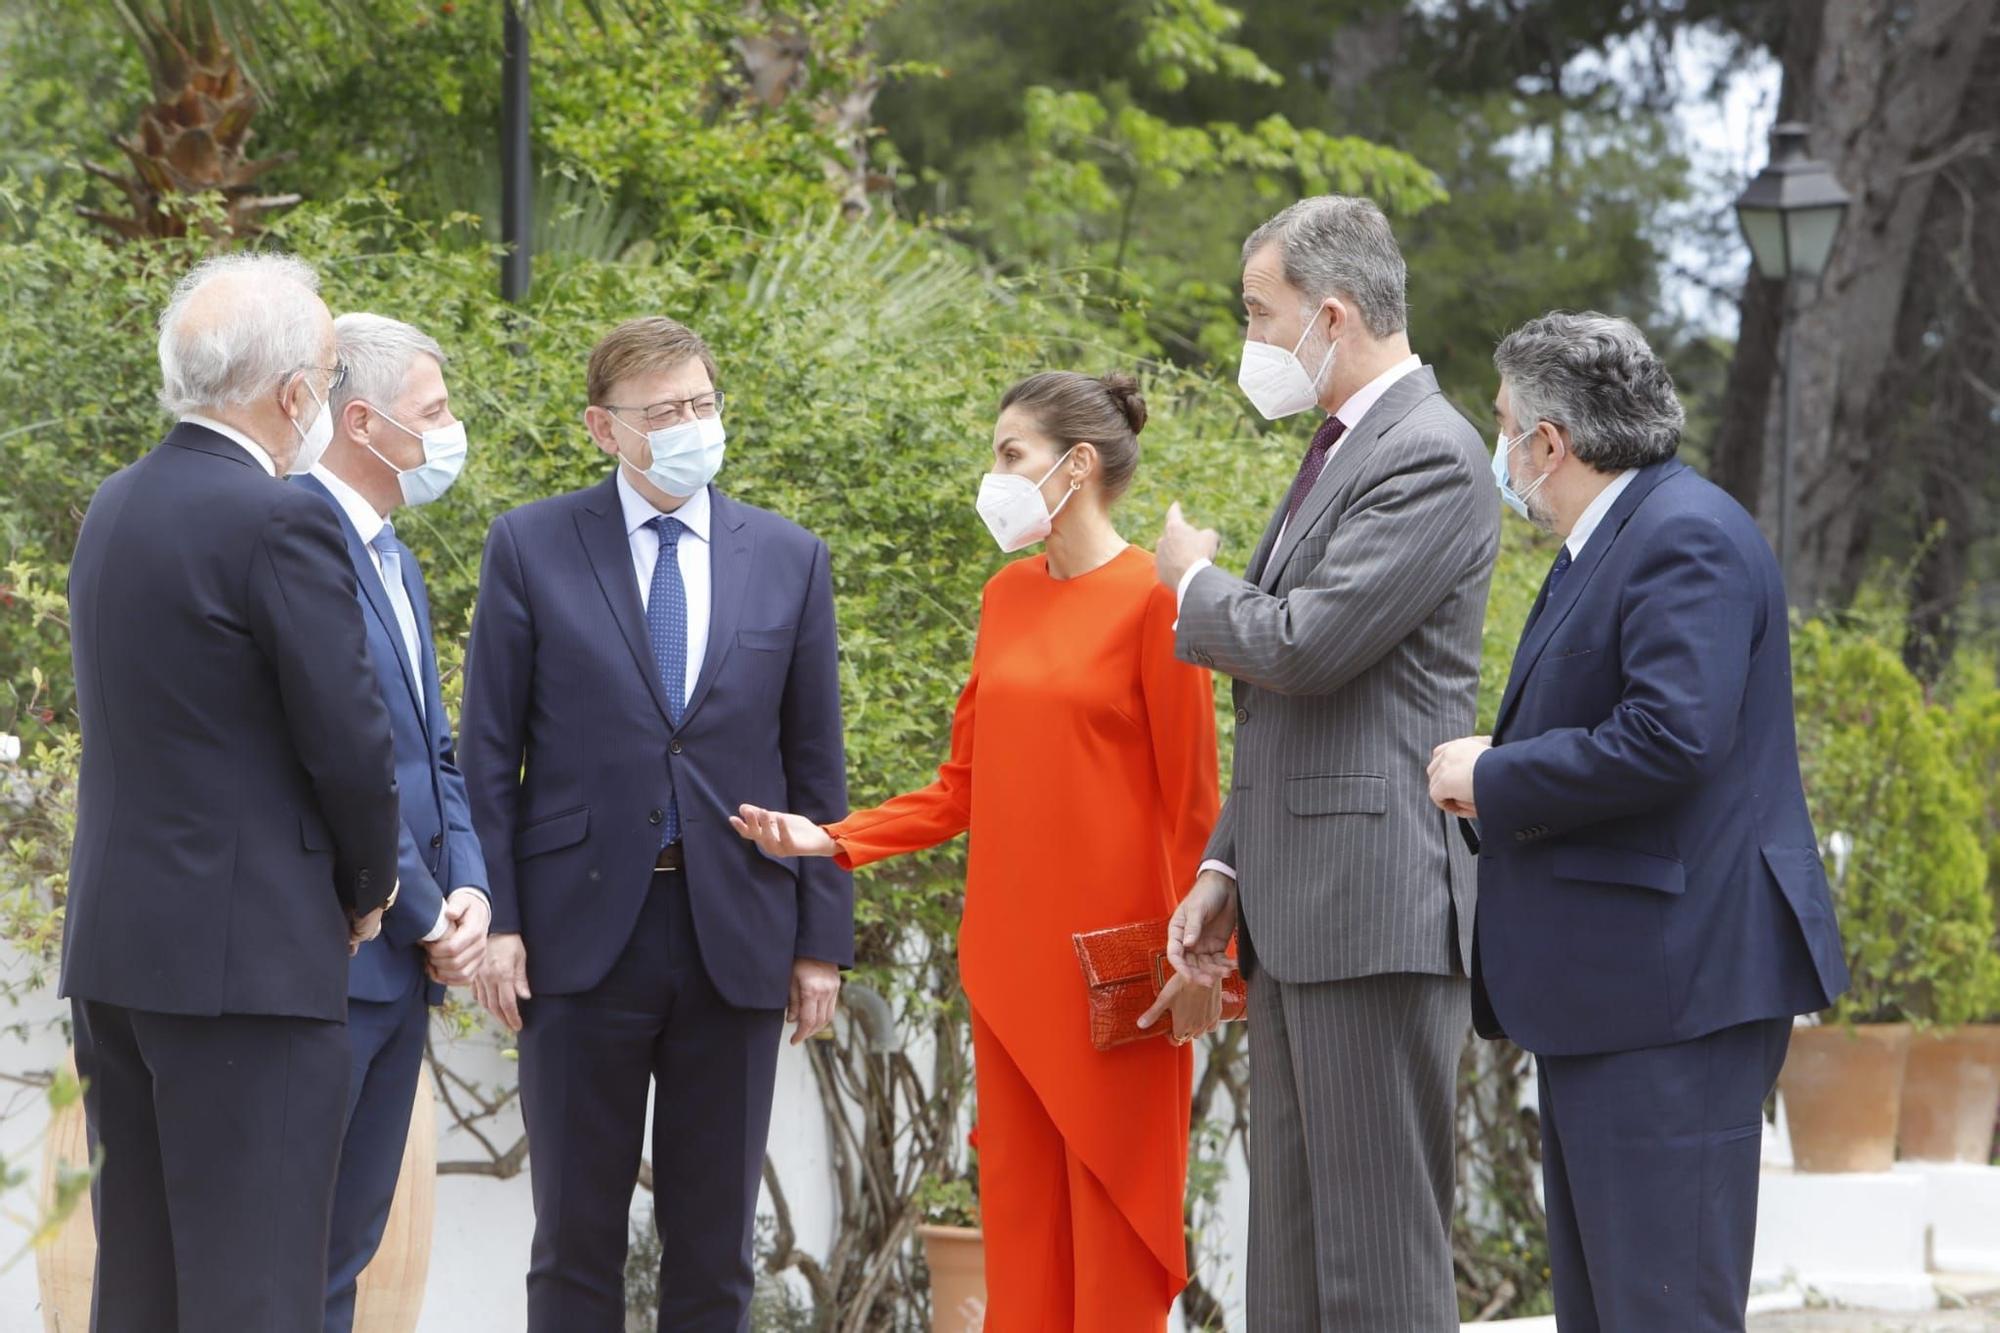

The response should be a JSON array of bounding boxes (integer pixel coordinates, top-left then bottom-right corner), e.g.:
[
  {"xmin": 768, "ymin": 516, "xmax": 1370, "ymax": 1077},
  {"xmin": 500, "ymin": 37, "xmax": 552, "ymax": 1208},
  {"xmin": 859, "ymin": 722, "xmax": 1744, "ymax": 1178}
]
[{"xmin": 1158, "ymin": 196, "xmax": 1499, "ymax": 1330}]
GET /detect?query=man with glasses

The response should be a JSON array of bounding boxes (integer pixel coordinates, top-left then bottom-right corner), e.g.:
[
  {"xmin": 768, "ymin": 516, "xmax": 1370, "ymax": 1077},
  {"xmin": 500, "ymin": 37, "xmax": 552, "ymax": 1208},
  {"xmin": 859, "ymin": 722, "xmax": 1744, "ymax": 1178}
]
[
  {"xmin": 462, "ymin": 316, "xmax": 851, "ymax": 1330},
  {"xmin": 61, "ymin": 254, "xmax": 401, "ymax": 1331}
]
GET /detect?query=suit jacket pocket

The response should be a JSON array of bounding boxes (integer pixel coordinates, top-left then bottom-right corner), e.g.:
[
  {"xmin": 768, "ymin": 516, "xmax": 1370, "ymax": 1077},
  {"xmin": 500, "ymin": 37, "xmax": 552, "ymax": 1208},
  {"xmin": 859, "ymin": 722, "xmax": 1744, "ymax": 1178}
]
[
  {"xmin": 1285, "ymin": 773, "xmax": 1387, "ymax": 816},
  {"xmin": 1760, "ymin": 844, "xmax": 1834, "ymax": 921},
  {"xmin": 738, "ymin": 626, "xmax": 796, "ymax": 652},
  {"xmin": 514, "ymin": 806, "xmax": 590, "ymax": 860},
  {"xmin": 1552, "ymin": 844, "xmax": 1685, "ymax": 895}
]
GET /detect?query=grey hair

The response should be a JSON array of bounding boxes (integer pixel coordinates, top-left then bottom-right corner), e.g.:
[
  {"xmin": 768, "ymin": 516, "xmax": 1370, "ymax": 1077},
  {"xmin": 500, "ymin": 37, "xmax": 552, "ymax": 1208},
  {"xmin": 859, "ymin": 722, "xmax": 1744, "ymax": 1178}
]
[
  {"xmin": 156, "ymin": 253, "xmax": 325, "ymax": 415},
  {"xmin": 332, "ymin": 313, "xmax": 448, "ymax": 420},
  {"xmin": 1494, "ymin": 311, "xmax": 1684, "ymax": 471},
  {"xmin": 1242, "ymin": 195, "xmax": 1408, "ymax": 337}
]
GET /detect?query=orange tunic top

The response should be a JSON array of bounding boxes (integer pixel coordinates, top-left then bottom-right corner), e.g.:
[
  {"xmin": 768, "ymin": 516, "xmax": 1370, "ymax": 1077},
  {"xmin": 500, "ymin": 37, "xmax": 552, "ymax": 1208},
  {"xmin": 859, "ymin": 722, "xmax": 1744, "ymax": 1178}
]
[{"xmin": 828, "ymin": 546, "xmax": 1219, "ymax": 1290}]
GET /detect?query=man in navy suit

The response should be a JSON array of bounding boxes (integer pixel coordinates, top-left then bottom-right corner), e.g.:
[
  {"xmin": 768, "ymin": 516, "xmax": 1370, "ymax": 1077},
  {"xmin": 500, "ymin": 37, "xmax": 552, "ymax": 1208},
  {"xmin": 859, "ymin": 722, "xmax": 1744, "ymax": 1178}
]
[
  {"xmin": 1428, "ymin": 312, "xmax": 1849, "ymax": 1332},
  {"xmin": 461, "ymin": 316, "xmax": 852, "ymax": 1332},
  {"xmin": 62, "ymin": 254, "xmax": 402, "ymax": 1331},
  {"xmin": 297, "ymin": 312, "xmax": 493, "ymax": 1332}
]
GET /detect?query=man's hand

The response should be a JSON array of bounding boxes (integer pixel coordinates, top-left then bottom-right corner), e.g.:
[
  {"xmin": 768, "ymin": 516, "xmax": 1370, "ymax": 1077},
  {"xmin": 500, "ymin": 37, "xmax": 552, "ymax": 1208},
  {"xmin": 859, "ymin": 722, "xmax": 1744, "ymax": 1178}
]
[
  {"xmin": 425, "ymin": 889, "xmax": 492, "ymax": 987},
  {"xmin": 1164, "ymin": 868, "xmax": 1239, "ymax": 986},
  {"xmin": 348, "ymin": 906, "xmax": 385, "ymax": 955},
  {"xmin": 1136, "ymin": 971, "xmax": 1225, "ymax": 1044},
  {"xmin": 1427, "ymin": 736, "xmax": 1492, "ymax": 818},
  {"xmin": 730, "ymin": 805, "xmax": 839, "ymax": 859},
  {"xmin": 473, "ymin": 933, "xmax": 532, "ymax": 1033},
  {"xmin": 788, "ymin": 958, "xmax": 840, "ymax": 1046},
  {"xmin": 1155, "ymin": 502, "xmax": 1221, "ymax": 592}
]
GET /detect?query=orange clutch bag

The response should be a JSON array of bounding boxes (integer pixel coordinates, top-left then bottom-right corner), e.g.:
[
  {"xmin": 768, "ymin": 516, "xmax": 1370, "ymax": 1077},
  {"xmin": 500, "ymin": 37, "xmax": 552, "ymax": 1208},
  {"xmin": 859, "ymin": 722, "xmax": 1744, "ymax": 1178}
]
[{"xmin": 1070, "ymin": 916, "xmax": 1247, "ymax": 1051}]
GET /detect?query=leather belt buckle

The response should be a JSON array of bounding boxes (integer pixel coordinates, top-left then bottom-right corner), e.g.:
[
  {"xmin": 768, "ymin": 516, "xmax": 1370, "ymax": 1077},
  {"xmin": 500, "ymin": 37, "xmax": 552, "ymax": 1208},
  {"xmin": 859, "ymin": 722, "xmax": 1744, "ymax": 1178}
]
[{"xmin": 653, "ymin": 842, "xmax": 684, "ymax": 873}]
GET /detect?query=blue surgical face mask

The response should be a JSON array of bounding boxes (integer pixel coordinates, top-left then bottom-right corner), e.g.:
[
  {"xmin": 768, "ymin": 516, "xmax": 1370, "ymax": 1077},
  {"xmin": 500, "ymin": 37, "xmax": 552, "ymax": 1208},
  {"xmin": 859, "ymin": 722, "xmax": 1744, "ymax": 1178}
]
[
  {"xmin": 360, "ymin": 404, "xmax": 468, "ymax": 507},
  {"xmin": 1492, "ymin": 426, "xmax": 1551, "ymax": 521},
  {"xmin": 614, "ymin": 414, "xmax": 727, "ymax": 498}
]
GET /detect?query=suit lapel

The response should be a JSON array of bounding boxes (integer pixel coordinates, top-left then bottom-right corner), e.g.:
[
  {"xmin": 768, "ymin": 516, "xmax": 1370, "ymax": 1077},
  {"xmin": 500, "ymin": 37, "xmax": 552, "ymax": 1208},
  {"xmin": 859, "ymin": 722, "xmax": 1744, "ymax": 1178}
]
[
  {"xmin": 679, "ymin": 487, "xmax": 753, "ymax": 729},
  {"xmin": 1494, "ymin": 461, "xmax": 1683, "ymax": 737},
  {"xmin": 1258, "ymin": 366, "xmax": 1440, "ymax": 593},
  {"xmin": 575, "ymin": 476, "xmax": 679, "ymax": 726},
  {"xmin": 293, "ymin": 473, "xmax": 426, "ymax": 719}
]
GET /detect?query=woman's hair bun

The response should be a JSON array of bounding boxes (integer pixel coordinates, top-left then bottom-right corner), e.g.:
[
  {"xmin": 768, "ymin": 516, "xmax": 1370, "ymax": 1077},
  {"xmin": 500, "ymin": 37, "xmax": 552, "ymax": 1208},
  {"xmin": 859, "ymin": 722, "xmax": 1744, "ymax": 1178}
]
[{"xmin": 1098, "ymin": 372, "xmax": 1148, "ymax": 436}]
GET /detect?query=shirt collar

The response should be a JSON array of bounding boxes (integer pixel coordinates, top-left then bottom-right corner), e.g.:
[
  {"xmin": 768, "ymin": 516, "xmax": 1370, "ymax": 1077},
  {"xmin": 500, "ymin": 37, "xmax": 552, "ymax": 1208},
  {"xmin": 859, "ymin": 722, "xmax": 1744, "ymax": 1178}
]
[
  {"xmin": 180, "ymin": 413, "xmax": 278, "ymax": 476},
  {"xmin": 616, "ymin": 467, "xmax": 712, "ymax": 544},
  {"xmin": 1334, "ymin": 354, "xmax": 1423, "ymax": 432},
  {"xmin": 308, "ymin": 464, "xmax": 388, "ymax": 546},
  {"xmin": 1565, "ymin": 468, "xmax": 1639, "ymax": 560}
]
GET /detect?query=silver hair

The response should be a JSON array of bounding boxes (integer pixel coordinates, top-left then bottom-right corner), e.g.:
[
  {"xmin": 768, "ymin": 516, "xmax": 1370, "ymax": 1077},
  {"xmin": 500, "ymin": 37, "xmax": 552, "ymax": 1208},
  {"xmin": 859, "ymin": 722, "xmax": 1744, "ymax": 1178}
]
[
  {"xmin": 332, "ymin": 313, "xmax": 448, "ymax": 420},
  {"xmin": 1241, "ymin": 195, "xmax": 1408, "ymax": 337},
  {"xmin": 1494, "ymin": 311, "xmax": 1685, "ymax": 471},
  {"xmin": 156, "ymin": 253, "xmax": 325, "ymax": 416}
]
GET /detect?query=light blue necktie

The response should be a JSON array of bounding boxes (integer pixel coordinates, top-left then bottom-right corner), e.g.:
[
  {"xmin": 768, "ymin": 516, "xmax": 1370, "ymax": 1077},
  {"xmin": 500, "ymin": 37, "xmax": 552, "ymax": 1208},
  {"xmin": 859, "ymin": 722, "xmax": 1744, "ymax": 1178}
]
[
  {"xmin": 645, "ymin": 516, "xmax": 688, "ymax": 845},
  {"xmin": 369, "ymin": 522, "xmax": 425, "ymax": 717}
]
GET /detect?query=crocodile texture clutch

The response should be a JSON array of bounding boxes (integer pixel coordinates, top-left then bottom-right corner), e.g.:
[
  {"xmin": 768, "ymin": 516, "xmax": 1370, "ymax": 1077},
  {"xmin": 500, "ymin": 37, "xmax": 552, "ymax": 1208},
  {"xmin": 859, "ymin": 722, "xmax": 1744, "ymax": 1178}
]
[{"xmin": 1071, "ymin": 916, "xmax": 1246, "ymax": 1051}]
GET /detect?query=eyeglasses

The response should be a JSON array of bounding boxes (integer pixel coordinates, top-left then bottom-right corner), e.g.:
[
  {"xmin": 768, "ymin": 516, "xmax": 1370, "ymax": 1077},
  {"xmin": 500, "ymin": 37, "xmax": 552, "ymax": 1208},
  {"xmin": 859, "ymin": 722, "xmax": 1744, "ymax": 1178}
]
[
  {"xmin": 602, "ymin": 392, "xmax": 726, "ymax": 430},
  {"xmin": 296, "ymin": 361, "xmax": 349, "ymax": 395}
]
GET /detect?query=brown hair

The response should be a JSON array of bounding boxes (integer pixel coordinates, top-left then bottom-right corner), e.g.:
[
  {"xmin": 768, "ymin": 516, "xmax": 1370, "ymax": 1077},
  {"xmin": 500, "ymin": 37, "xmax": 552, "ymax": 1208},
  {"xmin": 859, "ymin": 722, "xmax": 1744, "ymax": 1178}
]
[
  {"xmin": 998, "ymin": 371, "xmax": 1148, "ymax": 500},
  {"xmin": 587, "ymin": 316, "xmax": 719, "ymax": 405}
]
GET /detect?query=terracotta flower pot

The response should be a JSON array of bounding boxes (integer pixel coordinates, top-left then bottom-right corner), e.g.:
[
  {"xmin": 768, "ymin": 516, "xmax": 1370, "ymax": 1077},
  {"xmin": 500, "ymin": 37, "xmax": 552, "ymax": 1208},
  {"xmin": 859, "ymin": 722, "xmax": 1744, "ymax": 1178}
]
[
  {"xmin": 36, "ymin": 1054, "xmax": 438, "ymax": 1333},
  {"xmin": 1898, "ymin": 1024, "xmax": 2000, "ymax": 1163},
  {"xmin": 1778, "ymin": 1021, "xmax": 1912, "ymax": 1173},
  {"xmin": 918, "ymin": 1223, "xmax": 987, "ymax": 1333}
]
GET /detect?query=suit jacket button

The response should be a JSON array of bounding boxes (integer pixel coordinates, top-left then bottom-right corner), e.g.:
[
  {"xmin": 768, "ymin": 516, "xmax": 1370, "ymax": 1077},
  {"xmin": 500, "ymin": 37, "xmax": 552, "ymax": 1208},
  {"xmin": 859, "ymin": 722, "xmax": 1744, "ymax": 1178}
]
[
  {"xmin": 430, "ymin": 833, "xmax": 444, "ymax": 850},
  {"xmin": 1514, "ymin": 830, "xmax": 1530, "ymax": 843},
  {"xmin": 1235, "ymin": 708, "xmax": 1250, "ymax": 724},
  {"xmin": 648, "ymin": 809, "xmax": 664, "ymax": 826},
  {"xmin": 670, "ymin": 740, "xmax": 684, "ymax": 755}
]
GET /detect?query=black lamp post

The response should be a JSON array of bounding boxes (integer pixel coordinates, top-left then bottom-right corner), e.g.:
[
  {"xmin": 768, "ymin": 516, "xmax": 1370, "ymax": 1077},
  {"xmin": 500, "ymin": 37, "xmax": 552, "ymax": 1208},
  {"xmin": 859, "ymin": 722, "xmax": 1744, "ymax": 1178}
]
[
  {"xmin": 1734, "ymin": 122, "xmax": 1849, "ymax": 598},
  {"xmin": 500, "ymin": 0, "xmax": 533, "ymax": 303}
]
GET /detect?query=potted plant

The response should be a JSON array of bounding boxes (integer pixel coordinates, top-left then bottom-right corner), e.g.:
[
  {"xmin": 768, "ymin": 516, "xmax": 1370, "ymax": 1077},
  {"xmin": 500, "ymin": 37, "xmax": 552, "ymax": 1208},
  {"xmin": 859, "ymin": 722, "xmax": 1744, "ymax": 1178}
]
[
  {"xmin": 1780, "ymin": 622, "xmax": 2000, "ymax": 1173},
  {"xmin": 1899, "ymin": 672, "xmax": 2000, "ymax": 1163},
  {"xmin": 915, "ymin": 1127, "xmax": 985, "ymax": 1333}
]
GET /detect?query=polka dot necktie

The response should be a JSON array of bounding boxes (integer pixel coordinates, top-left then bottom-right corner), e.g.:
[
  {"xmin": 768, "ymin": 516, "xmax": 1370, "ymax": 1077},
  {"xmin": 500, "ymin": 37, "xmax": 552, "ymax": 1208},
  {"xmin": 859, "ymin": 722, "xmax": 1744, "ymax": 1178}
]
[
  {"xmin": 645, "ymin": 515, "xmax": 687, "ymax": 845},
  {"xmin": 1284, "ymin": 415, "xmax": 1348, "ymax": 527}
]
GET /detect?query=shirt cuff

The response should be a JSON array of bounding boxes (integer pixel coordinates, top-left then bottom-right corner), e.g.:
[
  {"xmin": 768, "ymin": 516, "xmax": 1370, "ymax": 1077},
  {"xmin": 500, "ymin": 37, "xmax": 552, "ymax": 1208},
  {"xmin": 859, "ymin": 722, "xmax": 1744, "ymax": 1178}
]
[
  {"xmin": 422, "ymin": 904, "xmax": 450, "ymax": 943},
  {"xmin": 1198, "ymin": 859, "xmax": 1236, "ymax": 882},
  {"xmin": 1175, "ymin": 559, "xmax": 1213, "ymax": 614},
  {"xmin": 422, "ymin": 888, "xmax": 490, "ymax": 942}
]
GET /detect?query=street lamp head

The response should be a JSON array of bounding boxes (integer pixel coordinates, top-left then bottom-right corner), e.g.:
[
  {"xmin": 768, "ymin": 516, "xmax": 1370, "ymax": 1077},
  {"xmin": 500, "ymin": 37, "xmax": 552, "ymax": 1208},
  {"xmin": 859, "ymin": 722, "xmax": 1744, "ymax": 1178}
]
[{"xmin": 1735, "ymin": 121, "xmax": 1851, "ymax": 281}]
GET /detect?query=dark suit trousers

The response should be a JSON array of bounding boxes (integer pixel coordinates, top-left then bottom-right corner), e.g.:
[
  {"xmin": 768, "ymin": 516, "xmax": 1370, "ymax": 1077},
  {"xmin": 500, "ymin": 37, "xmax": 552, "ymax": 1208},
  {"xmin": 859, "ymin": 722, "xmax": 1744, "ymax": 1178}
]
[
  {"xmin": 1537, "ymin": 1018, "xmax": 1791, "ymax": 1333},
  {"xmin": 518, "ymin": 869, "xmax": 784, "ymax": 1333},
  {"xmin": 324, "ymin": 982, "xmax": 429, "ymax": 1333},
  {"xmin": 72, "ymin": 998, "xmax": 350, "ymax": 1333}
]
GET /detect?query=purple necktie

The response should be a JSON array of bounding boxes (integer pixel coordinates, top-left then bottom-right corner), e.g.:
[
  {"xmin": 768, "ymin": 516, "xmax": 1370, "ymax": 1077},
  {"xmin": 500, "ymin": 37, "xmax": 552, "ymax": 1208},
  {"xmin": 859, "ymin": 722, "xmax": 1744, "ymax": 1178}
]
[{"xmin": 1284, "ymin": 416, "xmax": 1347, "ymax": 526}]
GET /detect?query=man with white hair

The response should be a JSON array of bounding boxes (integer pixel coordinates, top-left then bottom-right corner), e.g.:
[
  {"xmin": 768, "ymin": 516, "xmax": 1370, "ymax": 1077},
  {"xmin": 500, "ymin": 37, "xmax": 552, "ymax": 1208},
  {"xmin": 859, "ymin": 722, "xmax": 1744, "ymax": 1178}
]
[
  {"xmin": 61, "ymin": 253, "xmax": 402, "ymax": 1332},
  {"xmin": 1429, "ymin": 312, "xmax": 1848, "ymax": 1331},
  {"xmin": 294, "ymin": 312, "xmax": 491, "ymax": 1333}
]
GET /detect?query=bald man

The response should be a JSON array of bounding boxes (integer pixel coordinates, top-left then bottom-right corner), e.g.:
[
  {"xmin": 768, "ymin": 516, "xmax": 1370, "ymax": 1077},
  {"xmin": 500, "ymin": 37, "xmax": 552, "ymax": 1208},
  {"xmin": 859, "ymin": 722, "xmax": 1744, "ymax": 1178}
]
[{"xmin": 62, "ymin": 254, "xmax": 401, "ymax": 1332}]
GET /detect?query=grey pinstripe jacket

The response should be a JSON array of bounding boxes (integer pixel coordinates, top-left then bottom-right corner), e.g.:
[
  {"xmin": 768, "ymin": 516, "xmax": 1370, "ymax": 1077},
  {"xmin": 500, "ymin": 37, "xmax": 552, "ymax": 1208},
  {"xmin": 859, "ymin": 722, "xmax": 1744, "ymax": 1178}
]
[{"xmin": 1177, "ymin": 366, "xmax": 1499, "ymax": 984}]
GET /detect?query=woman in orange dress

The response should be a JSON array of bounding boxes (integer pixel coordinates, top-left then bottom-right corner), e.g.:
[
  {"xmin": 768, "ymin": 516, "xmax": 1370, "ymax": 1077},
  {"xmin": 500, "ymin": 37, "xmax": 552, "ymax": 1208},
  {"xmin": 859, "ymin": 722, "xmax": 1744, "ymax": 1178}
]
[{"xmin": 732, "ymin": 371, "xmax": 1220, "ymax": 1330}]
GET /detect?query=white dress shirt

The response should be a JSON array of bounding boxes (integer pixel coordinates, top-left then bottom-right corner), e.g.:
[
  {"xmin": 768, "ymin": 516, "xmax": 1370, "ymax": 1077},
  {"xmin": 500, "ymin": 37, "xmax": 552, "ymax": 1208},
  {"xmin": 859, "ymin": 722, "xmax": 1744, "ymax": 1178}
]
[
  {"xmin": 1181, "ymin": 355, "xmax": 1424, "ymax": 886},
  {"xmin": 1564, "ymin": 468, "xmax": 1638, "ymax": 560},
  {"xmin": 616, "ymin": 468, "xmax": 713, "ymax": 711},
  {"xmin": 307, "ymin": 466, "xmax": 484, "ymax": 941},
  {"xmin": 180, "ymin": 413, "xmax": 278, "ymax": 476}
]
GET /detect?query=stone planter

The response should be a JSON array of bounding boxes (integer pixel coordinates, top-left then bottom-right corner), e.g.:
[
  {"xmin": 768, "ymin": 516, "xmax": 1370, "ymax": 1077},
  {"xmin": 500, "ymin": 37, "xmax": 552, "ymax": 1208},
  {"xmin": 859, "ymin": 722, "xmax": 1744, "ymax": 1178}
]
[
  {"xmin": 1898, "ymin": 1024, "xmax": 2000, "ymax": 1163},
  {"xmin": 37, "ymin": 1055, "xmax": 437, "ymax": 1333},
  {"xmin": 1779, "ymin": 1022, "xmax": 1912, "ymax": 1173},
  {"xmin": 917, "ymin": 1223, "xmax": 987, "ymax": 1333}
]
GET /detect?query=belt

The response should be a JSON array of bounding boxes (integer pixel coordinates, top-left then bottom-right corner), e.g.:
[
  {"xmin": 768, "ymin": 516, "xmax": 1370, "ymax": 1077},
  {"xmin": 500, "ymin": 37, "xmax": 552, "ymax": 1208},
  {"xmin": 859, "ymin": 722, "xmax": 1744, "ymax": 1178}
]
[{"xmin": 653, "ymin": 842, "xmax": 685, "ymax": 873}]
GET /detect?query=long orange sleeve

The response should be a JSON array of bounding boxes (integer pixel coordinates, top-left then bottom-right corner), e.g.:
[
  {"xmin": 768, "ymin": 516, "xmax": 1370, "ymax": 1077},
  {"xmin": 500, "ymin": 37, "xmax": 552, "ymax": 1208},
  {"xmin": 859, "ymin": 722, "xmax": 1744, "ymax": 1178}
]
[
  {"xmin": 826, "ymin": 658, "xmax": 978, "ymax": 871},
  {"xmin": 1138, "ymin": 585, "xmax": 1220, "ymax": 892}
]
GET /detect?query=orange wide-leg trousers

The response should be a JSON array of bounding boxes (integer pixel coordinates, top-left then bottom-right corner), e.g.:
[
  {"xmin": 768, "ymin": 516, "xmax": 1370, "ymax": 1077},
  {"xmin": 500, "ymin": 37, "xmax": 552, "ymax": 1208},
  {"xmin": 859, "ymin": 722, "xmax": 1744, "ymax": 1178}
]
[{"xmin": 970, "ymin": 1011, "xmax": 1173, "ymax": 1333}]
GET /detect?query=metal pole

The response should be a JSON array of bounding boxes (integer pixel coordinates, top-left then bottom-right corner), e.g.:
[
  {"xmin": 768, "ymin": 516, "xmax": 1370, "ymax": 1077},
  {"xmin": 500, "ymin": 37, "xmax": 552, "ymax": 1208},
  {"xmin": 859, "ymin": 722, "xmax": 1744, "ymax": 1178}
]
[
  {"xmin": 1778, "ymin": 278, "xmax": 1796, "ymax": 605},
  {"xmin": 500, "ymin": 1, "xmax": 532, "ymax": 303}
]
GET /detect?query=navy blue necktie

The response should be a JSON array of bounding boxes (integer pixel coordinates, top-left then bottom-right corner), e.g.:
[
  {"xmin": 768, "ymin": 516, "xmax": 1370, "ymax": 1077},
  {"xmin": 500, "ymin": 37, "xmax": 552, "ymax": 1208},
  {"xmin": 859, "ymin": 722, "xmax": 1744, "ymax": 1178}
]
[
  {"xmin": 645, "ymin": 515, "xmax": 688, "ymax": 845},
  {"xmin": 1545, "ymin": 546, "xmax": 1574, "ymax": 598}
]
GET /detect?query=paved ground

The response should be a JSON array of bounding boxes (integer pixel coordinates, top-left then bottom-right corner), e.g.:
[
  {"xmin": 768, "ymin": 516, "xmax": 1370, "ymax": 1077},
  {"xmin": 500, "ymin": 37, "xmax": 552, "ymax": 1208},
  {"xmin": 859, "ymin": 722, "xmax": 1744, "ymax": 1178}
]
[{"xmin": 1752, "ymin": 1315, "xmax": 2000, "ymax": 1331}]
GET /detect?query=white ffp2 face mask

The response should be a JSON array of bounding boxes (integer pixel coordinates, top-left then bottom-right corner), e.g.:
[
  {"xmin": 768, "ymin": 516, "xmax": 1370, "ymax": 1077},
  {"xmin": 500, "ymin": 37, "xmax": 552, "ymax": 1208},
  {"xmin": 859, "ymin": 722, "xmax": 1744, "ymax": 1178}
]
[
  {"xmin": 976, "ymin": 446, "xmax": 1079, "ymax": 553},
  {"xmin": 1238, "ymin": 307, "xmax": 1338, "ymax": 420},
  {"xmin": 287, "ymin": 379, "xmax": 334, "ymax": 476}
]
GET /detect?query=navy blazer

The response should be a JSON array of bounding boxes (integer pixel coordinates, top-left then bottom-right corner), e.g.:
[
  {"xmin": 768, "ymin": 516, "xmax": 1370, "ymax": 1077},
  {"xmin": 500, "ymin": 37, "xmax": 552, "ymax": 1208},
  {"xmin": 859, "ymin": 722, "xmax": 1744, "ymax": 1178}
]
[
  {"xmin": 1470, "ymin": 460, "xmax": 1849, "ymax": 1056},
  {"xmin": 460, "ymin": 477, "xmax": 852, "ymax": 1010},
  {"xmin": 61, "ymin": 424, "xmax": 401, "ymax": 1022},
  {"xmin": 294, "ymin": 474, "xmax": 490, "ymax": 1005}
]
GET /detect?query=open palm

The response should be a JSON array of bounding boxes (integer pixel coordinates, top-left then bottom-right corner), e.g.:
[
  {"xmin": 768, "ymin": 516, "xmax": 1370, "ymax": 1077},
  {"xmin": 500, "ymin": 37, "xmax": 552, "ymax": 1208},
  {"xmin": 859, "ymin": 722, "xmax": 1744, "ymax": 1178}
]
[{"xmin": 730, "ymin": 804, "xmax": 838, "ymax": 859}]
